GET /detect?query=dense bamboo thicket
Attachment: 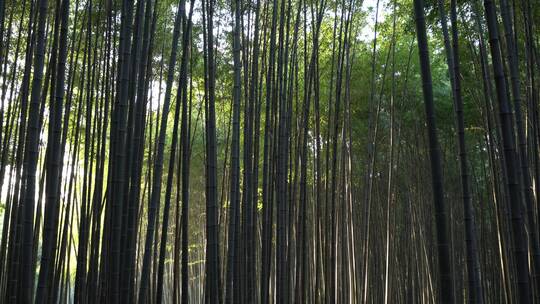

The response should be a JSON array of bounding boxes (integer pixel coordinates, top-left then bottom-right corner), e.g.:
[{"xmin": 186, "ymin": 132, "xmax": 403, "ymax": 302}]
[{"xmin": 0, "ymin": 0, "xmax": 539, "ymax": 302}]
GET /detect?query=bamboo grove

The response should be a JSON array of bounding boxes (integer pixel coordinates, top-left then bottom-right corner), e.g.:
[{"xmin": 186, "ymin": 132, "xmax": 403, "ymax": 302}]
[{"xmin": 0, "ymin": 0, "xmax": 539, "ymax": 301}]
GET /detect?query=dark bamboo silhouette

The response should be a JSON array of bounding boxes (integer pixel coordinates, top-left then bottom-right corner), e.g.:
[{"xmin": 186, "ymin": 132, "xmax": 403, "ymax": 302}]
[
  {"xmin": 413, "ymin": 0, "xmax": 455, "ymax": 301},
  {"xmin": 138, "ymin": 0, "xmax": 184, "ymax": 301},
  {"xmin": 483, "ymin": 0, "xmax": 532, "ymax": 301}
]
